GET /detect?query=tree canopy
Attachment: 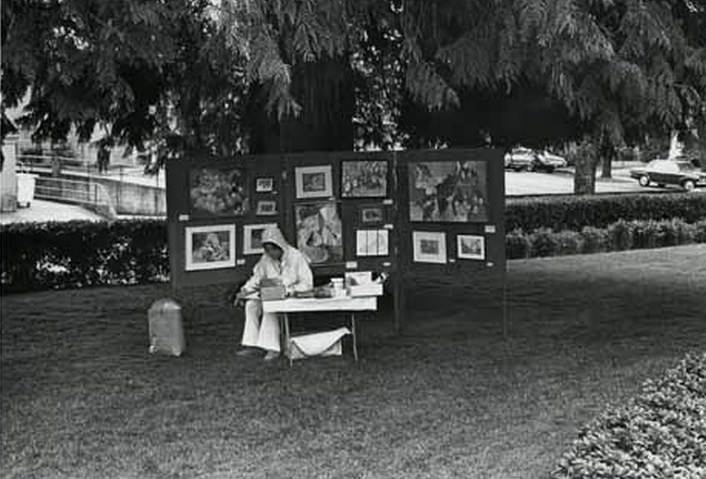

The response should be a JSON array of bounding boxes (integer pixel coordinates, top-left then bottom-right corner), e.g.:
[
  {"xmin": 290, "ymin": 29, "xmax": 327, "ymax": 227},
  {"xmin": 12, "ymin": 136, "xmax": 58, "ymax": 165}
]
[{"xmin": 2, "ymin": 0, "xmax": 705, "ymax": 167}]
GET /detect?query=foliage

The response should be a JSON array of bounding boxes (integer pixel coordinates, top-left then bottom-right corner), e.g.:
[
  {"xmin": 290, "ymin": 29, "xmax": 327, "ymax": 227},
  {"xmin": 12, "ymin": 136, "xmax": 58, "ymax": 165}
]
[
  {"xmin": 0, "ymin": 220, "xmax": 168, "ymax": 293},
  {"xmin": 506, "ymin": 192, "xmax": 706, "ymax": 232},
  {"xmin": 507, "ymin": 217, "xmax": 706, "ymax": 259},
  {"xmin": 553, "ymin": 352, "xmax": 706, "ymax": 479}
]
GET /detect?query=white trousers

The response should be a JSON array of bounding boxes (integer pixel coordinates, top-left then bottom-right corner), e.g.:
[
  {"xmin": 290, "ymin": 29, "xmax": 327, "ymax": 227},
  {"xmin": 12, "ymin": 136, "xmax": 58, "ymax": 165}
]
[{"xmin": 241, "ymin": 299, "xmax": 281, "ymax": 352}]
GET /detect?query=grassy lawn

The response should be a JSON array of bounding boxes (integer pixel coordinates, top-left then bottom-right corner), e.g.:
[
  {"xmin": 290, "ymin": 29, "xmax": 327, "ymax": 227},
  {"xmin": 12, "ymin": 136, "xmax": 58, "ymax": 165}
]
[{"xmin": 2, "ymin": 245, "xmax": 705, "ymax": 479}]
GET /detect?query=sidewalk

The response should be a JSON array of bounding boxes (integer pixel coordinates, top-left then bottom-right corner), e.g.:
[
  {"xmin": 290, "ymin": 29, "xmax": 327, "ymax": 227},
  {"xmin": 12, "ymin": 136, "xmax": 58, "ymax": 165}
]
[{"xmin": 0, "ymin": 199, "xmax": 103, "ymax": 224}]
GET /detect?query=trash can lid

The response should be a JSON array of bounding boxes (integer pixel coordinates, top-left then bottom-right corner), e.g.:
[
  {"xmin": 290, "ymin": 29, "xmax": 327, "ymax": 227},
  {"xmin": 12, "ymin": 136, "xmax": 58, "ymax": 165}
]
[{"xmin": 149, "ymin": 298, "xmax": 181, "ymax": 311}]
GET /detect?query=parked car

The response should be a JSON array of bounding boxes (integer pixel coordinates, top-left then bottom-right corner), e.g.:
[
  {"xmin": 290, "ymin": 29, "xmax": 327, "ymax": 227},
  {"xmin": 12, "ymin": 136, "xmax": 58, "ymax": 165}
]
[
  {"xmin": 630, "ymin": 160, "xmax": 706, "ymax": 191},
  {"xmin": 504, "ymin": 147, "xmax": 567, "ymax": 172}
]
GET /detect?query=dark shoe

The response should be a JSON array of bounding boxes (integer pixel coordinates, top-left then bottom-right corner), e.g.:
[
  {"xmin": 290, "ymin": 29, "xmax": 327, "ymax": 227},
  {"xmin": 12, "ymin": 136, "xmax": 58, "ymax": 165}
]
[
  {"xmin": 263, "ymin": 351, "xmax": 280, "ymax": 362},
  {"xmin": 236, "ymin": 348, "xmax": 260, "ymax": 358}
]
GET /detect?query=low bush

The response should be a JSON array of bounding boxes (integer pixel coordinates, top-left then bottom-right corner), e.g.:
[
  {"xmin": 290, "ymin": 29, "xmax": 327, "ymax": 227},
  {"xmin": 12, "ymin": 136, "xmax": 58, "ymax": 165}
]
[
  {"xmin": 1, "ymin": 219, "xmax": 169, "ymax": 293},
  {"xmin": 553, "ymin": 352, "xmax": 706, "ymax": 479},
  {"xmin": 506, "ymin": 217, "xmax": 706, "ymax": 259},
  {"xmin": 506, "ymin": 192, "xmax": 706, "ymax": 232}
]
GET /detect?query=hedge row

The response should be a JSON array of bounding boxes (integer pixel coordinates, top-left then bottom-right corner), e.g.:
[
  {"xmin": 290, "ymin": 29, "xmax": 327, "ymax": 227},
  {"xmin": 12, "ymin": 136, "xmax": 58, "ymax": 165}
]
[
  {"xmin": 506, "ymin": 192, "xmax": 706, "ymax": 231},
  {"xmin": 506, "ymin": 218, "xmax": 706, "ymax": 259},
  {"xmin": 1, "ymin": 219, "xmax": 168, "ymax": 293},
  {"xmin": 553, "ymin": 352, "xmax": 706, "ymax": 479}
]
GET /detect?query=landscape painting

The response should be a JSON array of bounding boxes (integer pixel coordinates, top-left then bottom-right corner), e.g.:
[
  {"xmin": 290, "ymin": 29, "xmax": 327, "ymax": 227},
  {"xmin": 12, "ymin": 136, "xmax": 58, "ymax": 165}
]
[
  {"xmin": 189, "ymin": 166, "xmax": 248, "ymax": 217},
  {"xmin": 341, "ymin": 160, "xmax": 388, "ymax": 198}
]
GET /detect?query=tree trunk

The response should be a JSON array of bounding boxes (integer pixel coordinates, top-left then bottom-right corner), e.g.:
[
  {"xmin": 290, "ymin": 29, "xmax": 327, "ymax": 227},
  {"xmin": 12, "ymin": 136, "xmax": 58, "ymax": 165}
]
[
  {"xmin": 574, "ymin": 139, "xmax": 599, "ymax": 195},
  {"xmin": 600, "ymin": 152, "xmax": 612, "ymax": 178},
  {"xmin": 248, "ymin": 58, "xmax": 354, "ymax": 154}
]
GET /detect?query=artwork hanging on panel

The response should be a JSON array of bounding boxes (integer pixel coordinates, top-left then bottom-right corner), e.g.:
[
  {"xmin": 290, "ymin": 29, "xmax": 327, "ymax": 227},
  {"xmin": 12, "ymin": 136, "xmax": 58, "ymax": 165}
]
[
  {"xmin": 356, "ymin": 230, "xmax": 389, "ymax": 257},
  {"xmin": 412, "ymin": 231, "xmax": 447, "ymax": 264},
  {"xmin": 185, "ymin": 224, "xmax": 236, "ymax": 271},
  {"xmin": 295, "ymin": 201, "xmax": 343, "ymax": 265},
  {"xmin": 409, "ymin": 161, "xmax": 488, "ymax": 222},
  {"xmin": 341, "ymin": 160, "xmax": 388, "ymax": 198},
  {"xmin": 189, "ymin": 166, "xmax": 248, "ymax": 217},
  {"xmin": 295, "ymin": 165, "xmax": 333, "ymax": 199},
  {"xmin": 256, "ymin": 200, "xmax": 278, "ymax": 216},
  {"xmin": 255, "ymin": 177, "xmax": 275, "ymax": 193},
  {"xmin": 359, "ymin": 205, "xmax": 385, "ymax": 225},
  {"xmin": 457, "ymin": 234, "xmax": 485, "ymax": 260},
  {"xmin": 243, "ymin": 223, "xmax": 278, "ymax": 255}
]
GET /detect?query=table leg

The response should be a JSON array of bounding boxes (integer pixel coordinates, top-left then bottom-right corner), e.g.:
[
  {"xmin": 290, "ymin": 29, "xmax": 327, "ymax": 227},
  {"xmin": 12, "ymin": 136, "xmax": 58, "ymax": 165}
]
[
  {"xmin": 351, "ymin": 313, "xmax": 358, "ymax": 362},
  {"xmin": 284, "ymin": 313, "xmax": 292, "ymax": 367}
]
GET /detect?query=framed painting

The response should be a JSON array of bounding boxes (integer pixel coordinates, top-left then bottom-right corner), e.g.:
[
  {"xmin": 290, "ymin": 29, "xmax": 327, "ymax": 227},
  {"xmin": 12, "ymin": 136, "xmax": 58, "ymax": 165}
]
[
  {"xmin": 256, "ymin": 200, "xmax": 278, "ymax": 216},
  {"xmin": 341, "ymin": 160, "xmax": 388, "ymax": 198},
  {"xmin": 243, "ymin": 223, "xmax": 278, "ymax": 255},
  {"xmin": 408, "ymin": 161, "xmax": 488, "ymax": 222},
  {"xmin": 255, "ymin": 177, "xmax": 275, "ymax": 193},
  {"xmin": 295, "ymin": 165, "xmax": 333, "ymax": 199},
  {"xmin": 412, "ymin": 231, "xmax": 447, "ymax": 264},
  {"xmin": 189, "ymin": 166, "xmax": 248, "ymax": 217},
  {"xmin": 295, "ymin": 201, "xmax": 343, "ymax": 265},
  {"xmin": 457, "ymin": 234, "xmax": 485, "ymax": 260},
  {"xmin": 359, "ymin": 205, "xmax": 385, "ymax": 225},
  {"xmin": 185, "ymin": 224, "xmax": 236, "ymax": 271}
]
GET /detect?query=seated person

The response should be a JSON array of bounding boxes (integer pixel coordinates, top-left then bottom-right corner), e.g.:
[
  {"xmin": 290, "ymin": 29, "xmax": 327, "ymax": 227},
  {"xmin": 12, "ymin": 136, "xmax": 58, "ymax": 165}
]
[{"xmin": 234, "ymin": 226, "xmax": 313, "ymax": 361}]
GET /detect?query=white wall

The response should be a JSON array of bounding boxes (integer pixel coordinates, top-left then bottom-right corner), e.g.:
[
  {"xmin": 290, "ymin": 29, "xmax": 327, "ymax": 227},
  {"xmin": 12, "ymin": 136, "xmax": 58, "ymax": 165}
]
[{"xmin": 1, "ymin": 136, "xmax": 19, "ymax": 212}]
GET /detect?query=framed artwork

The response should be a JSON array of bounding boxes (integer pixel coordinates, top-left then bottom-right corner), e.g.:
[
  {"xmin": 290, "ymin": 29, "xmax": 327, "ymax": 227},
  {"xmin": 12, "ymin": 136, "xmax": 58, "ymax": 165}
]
[
  {"xmin": 341, "ymin": 160, "xmax": 388, "ymax": 198},
  {"xmin": 256, "ymin": 200, "xmax": 278, "ymax": 216},
  {"xmin": 359, "ymin": 205, "xmax": 385, "ymax": 225},
  {"xmin": 457, "ymin": 234, "xmax": 485, "ymax": 260},
  {"xmin": 295, "ymin": 165, "xmax": 333, "ymax": 199},
  {"xmin": 412, "ymin": 231, "xmax": 447, "ymax": 264},
  {"xmin": 185, "ymin": 224, "xmax": 236, "ymax": 271},
  {"xmin": 295, "ymin": 201, "xmax": 343, "ymax": 265},
  {"xmin": 255, "ymin": 177, "xmax": 275, "ymax": 193},
  {"xmin": 356, "ymin": 229, "xmax": 389, "ymax": 257},
  {"xmin": 408, "ymin": 161, "xmax": 488, "ymax": 222},
  {"xmin": 189, "ymin": 166, "xmax": 248, "ymax": 217},
  {"xmin": 243, "ymin": 223, "xmax": 278, "ymax": 255}
]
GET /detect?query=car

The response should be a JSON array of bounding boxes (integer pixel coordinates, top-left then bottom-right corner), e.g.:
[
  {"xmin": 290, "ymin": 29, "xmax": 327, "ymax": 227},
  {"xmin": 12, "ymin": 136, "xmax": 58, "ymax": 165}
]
[
  {"xmin": 504, "ymin": 147, "xmax": 537, "ymax": 171},
  {"xmin": 504, "ymin": 147, "xmax": 567, "ymax": 173},
  {"xmin": 630, "ymin": 160, "xmax": 706, "ymax": 191}
]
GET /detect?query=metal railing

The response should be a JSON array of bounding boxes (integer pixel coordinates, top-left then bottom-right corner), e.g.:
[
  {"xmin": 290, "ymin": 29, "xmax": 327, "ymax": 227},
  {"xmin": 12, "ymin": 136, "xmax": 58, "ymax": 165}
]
[{"xmin": 34, "ymin": 176, "xmax": 116, "ymax": 219}]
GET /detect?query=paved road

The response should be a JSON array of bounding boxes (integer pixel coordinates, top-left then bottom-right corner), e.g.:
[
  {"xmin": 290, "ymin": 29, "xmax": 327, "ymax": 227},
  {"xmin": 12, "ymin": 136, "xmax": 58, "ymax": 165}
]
[
  {"xmin": 0, "ymin": 199, "xmax": 102, "ymax": 224},
  {"xmin": 505, "ymin": 168, "xmax": 664, "ymax": 196}
]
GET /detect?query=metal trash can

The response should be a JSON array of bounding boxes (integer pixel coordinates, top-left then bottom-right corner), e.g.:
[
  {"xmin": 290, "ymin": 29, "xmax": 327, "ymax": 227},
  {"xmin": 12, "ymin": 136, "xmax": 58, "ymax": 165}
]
[{"xmin": 148, "ymin": 298, "xmax": 185, "ymax": 356}]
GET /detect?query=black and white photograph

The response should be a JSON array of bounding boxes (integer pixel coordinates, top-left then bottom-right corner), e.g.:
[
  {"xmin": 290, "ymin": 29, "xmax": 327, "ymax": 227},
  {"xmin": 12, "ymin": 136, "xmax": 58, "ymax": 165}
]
[
  {"xmin": 255, "ymin": 177, "xmax": 274, "ymax": 193},
  {"xmin": 457, "ymin": 234, "xmax": 485, "ymax": 260},
  {"xmin": 3, "ymin": 2, "xmax": 706, "ymax": 478},
  {"xmin": 185, "ymin": 224, "xmax": 236, "ymax": 271},
  {"xmin": 255, "ymin": 199, "xmax": 277, "ymax": 216},
  {"xmin": 243, "ymin": 223, "xmax": 278, "ymax": 255},
  {"xmin": 341, "ymin": 160, "xmax": 388, "ymax": 197},
  {"xmin": 295, "ymin": 165, "xmax": 333, "ymax": 199}
]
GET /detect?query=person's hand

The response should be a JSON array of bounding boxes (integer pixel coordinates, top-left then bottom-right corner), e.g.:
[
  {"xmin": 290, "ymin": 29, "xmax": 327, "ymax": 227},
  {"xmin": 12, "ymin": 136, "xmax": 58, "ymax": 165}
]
[{"xmin": 234, "ymin": 290, "xmax": 252, "ymax": 307}]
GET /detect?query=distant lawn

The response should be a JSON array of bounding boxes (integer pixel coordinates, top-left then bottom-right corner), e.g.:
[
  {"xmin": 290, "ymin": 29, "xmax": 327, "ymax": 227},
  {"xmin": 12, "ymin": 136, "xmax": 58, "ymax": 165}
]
[{"xmin": 2, "ymin": 245, "xmax": 705, "ymax": 479}]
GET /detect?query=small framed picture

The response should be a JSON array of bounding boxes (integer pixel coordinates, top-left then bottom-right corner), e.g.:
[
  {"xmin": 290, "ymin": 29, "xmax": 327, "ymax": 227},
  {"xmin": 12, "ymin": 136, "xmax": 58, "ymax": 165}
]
[
  {"xmin": 356, "ymin": 229, "xmax": 389, "ymax": 257},
  {"xmin": 255, "ymin": 177, "xmax": 275, "ymax": 193},
  {"xmin": 412, "ymin": 231, "xmax": 447, "ymax": 264},
  {"xmin": 295, "ymin": 165, "xmax": 333, "ymax": 199},
  {"xmin": 256, "ymin": 200, "xmax": 278, "ymax": 216},
  {"xmin": 243, "ymin": 223, "xmax": 278, "ymax": 255},
  {"xmin": 359, "ymin": 205, "xmax": 385, "ymax": 225},
  {"xmin": 185, "ymin": 224, "xmax": 236, "ymax": 271},
  {"xmin": 341, "ymin": 160, "xmax": 388, "ymax": 198},
  {"xmin": 457, "ymin": 234, "xmax": 485, "ymax": 260}
]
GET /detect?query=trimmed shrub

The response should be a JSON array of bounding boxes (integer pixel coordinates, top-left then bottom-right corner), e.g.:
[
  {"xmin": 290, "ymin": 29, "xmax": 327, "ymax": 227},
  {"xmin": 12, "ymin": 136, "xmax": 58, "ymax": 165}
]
[
  {"xmin": 1, "ymin": 219, "xmax": 169, "ymax": 293},
  {"xmin": 506, "ymin": 228, "xmax": 531, "ymax": 259},
  {"xmin": 694, "ymin": 219, "xmax": 706, "ymax": 243},
  {"xmin": 506, "ymin": 192, "xmax": 706, "ymax": 232},
  {"xmin": 580, "ymin": 226, "xmax": 611, "ymax": 254},
  {"xmin": 607, "ymin": 219, "xmax": 634, "ymax": 251},
  {"xmin": 553, "ymin": 352, "xmax": 706, "ymax": 479},
  {"xmin": 553, "ymin": 230, "xmax": 584, "ymax": 256},
  {"xmin": 529, "ymin": 228, "xmax": 558, "ymax": 257}
]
